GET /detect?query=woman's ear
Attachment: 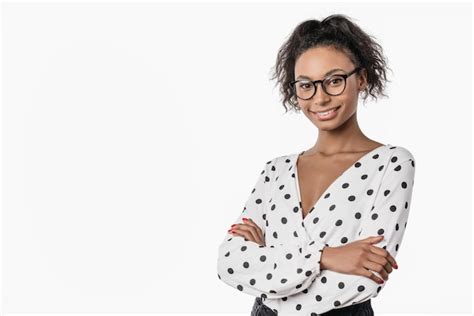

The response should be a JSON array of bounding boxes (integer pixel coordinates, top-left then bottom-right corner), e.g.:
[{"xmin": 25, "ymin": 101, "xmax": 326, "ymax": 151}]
[{"xmin": 358, "ymin": 68, "xmax": 368, "ymax": 91}]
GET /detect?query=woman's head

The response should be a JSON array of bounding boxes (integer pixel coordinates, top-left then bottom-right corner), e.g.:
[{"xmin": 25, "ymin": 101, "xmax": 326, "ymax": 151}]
[{"xmin": 270, "ymin": 14, "xmax": 391, "ymax": 125}]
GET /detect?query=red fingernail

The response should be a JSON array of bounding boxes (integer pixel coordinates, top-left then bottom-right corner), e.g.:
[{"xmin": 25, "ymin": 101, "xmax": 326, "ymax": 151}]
[
  {"xmin": 394, "ymin": 264, "xmax": 398, "ymax": 269},
  {"xmin": 231, "ymin": 224, "xmax": 237, "ymax": 227},
  {"xmin": 242, "ymin": 218, "xmax": 248, "ymax": 221}
]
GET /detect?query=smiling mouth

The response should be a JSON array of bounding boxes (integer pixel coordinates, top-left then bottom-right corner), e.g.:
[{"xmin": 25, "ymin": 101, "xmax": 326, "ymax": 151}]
[{"xmin": 310, "ymin": 105, "xmax": 341, "ymax": 114}]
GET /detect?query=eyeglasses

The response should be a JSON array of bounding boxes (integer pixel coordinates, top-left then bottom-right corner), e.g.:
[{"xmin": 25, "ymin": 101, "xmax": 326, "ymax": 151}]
[{"xmin": 289, "ymin": 66, "xmax": 362, "ymax": 100}]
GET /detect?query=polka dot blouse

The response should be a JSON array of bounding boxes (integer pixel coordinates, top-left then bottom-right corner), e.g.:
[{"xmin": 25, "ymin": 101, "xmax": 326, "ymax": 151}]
[{"xmin": 217, "ymin": 144, "xmax": 416, "ymax": 314}]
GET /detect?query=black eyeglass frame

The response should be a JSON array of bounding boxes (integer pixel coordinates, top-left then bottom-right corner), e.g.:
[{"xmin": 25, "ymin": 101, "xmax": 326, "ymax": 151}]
[{"xmin": 289, "ymin": 66, "xmax": 363, "ymax": 99}]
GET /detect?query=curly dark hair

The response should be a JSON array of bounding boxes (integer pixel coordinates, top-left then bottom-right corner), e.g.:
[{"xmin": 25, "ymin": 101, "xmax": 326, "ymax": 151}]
[{"xmin": 270, "ymin": 14, "xmax": 392, "ymax": 113}]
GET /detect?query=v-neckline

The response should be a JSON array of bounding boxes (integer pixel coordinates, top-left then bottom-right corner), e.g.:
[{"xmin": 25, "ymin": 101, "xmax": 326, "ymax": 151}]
[{"xmin": 293, "ymin": 143, "xmax": 390, "ymax": 224}]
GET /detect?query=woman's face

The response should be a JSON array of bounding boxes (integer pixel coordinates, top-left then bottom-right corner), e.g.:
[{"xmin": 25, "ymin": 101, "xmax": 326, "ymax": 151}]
[{"xmin": 293, "ymin": 46, "xmax": 367, "ymax": 131}]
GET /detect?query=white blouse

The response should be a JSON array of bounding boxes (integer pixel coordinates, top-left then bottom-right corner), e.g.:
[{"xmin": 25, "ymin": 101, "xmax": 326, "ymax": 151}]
[{"xmin": 217, "ymin": 144, "xmax": 416, "ymax": 315}]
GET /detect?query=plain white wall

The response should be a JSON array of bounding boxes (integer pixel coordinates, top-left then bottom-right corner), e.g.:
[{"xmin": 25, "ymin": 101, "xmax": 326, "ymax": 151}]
[{"xmin": 1, "ymin": 1, "xmax": 472, "ymax": 315}]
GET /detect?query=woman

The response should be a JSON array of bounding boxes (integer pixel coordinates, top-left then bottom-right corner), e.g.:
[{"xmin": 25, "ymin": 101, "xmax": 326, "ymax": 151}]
[{"xmin": 217, "ymin": 14, "xmax": 416, "ymax": 315}]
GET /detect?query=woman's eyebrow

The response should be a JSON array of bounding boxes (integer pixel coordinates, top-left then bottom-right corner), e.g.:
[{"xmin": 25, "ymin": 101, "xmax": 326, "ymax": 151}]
[{"xmin": 296, "ymin": 68, "xmax": 345, "ymax": 80}]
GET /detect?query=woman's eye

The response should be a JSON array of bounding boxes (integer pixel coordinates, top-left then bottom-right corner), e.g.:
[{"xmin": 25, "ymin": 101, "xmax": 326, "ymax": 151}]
[
  {"xmin": 329, "ymin": 78, "xmax": 343, "ymax": 85},
  {"xmin": 298, "ymin": 82, "xmax": 311, "ymax": 89}
]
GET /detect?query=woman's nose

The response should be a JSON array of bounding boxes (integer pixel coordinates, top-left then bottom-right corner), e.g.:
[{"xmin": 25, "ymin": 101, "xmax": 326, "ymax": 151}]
[{"xmin": 312, "ymin": 82, "xmax": 331, "ymax": 102}]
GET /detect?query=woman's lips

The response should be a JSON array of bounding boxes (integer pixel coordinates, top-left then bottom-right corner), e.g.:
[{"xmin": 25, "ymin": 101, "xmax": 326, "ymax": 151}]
[{"xmin": 311, "ymin": 105, "xmax": 341, "ymax": 121}]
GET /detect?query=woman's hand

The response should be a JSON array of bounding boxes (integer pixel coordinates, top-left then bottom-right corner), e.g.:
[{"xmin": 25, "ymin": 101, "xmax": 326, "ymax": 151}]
[
  {"xmin": 228, "ymin": 217, "xmax": 266, "ymax": 246},
  {"xmin": 320, "ymin": 235, "xmax": 398, "ymax": 284}
]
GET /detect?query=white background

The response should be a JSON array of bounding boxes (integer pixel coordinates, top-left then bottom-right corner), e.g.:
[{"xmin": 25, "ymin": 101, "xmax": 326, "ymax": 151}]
[{"xmin": 1, "ymin": 1, "xmax": 472, "ymax": 315}]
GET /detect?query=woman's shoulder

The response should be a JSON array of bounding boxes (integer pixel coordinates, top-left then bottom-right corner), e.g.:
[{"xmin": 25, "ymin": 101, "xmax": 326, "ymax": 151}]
[
  {"xmin": 264, "ymin": 151, "xmax": 299, "ymax": 167},
  {"xmin": 387, "ymin": 143, "xmax": 416, "ymax": 164}
]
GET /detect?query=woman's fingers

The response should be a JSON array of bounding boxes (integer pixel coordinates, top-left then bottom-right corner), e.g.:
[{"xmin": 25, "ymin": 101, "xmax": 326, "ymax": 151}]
[
  {"xmin": 244, "ymin": 218, "xmax": 265, "ymax": 243},
  {"xmin": 367, "ymin": 252, "xmax": 393, "ymax": 276},
  {"xmin": 228, "ymin": 218, "xmax": 265, "ymax": 246},
  {"xmin": 231, "ymin": 226, "xmax": 256, "ymax": 243},
  {"xmin": 231, "ymin": 224, "xmax": 262, "ymax": 245},
  {"xmin": 363, "ymin": 258, "xmax": 389, "ymax": 281},
  {"xmin": 238, "ymin": 223, "xmax": 261, "ymax": 243},
  {"xmin": 370, "ymin": 245, "xmax": 398, "ymax": 269},
  {"xmin": 356, "ymin": 266, "xmax": 385, "ymax": 285}
]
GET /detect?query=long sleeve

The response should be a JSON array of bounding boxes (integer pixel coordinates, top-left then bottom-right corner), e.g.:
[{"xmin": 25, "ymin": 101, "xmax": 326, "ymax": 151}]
[
  {"xmin": 307, "ymin": 156, "xmax": 416, "ymax": 312},
  {"xmin": 216, "ymin": 158, "xmax": 327, "ymax": 299}
]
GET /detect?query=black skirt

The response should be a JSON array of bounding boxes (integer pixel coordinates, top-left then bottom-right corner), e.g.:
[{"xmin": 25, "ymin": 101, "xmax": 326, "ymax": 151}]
[{"xmin": 250, "ymin": 297, "xmax": 374, "ymax": 316}]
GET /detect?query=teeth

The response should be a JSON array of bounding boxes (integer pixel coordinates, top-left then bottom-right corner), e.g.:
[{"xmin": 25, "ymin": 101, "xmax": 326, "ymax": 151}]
[{"xmin": 317, "ymin": 107, "xmax": 338, "ymax": 115}]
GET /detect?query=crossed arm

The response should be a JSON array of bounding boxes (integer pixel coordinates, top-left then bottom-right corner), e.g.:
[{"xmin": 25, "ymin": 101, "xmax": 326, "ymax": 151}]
[{"xmin": 217, "ymin": 156, "xmax": 416, "ymax": 308}]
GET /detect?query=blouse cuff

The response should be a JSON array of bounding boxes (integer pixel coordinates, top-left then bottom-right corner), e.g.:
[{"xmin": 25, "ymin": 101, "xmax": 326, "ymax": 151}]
[{"xmin": 305, "ymin": 239, "xmax": 328, "ymax": 277}]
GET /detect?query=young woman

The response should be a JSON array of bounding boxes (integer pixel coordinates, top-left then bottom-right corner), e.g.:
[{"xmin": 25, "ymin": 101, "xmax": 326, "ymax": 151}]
[{"xmin": 217, "ymin": 14, "xmax": 416, "ymax": 315}]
